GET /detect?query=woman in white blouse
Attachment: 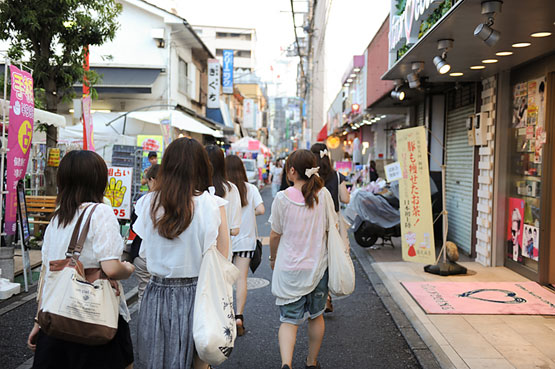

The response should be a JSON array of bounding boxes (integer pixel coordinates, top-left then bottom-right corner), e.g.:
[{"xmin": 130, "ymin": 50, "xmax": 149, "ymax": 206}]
[
  {"xmin": 133, "ymin": 138, "xmax": 229, "ymax": 369},
  {"xmin": 205, "ymin": 145, "xmax": 242, "ymax": 237},
  {"xmin": 225, "ymin": 155, "xmax": 265, "ymax": 336},
  {"xmin": 269, "ymin": 149, "xmax": 329, "ymax": 369},
  {"xmin": 27, "ymin": 150, "xmax": 136, "ymax": 369}
]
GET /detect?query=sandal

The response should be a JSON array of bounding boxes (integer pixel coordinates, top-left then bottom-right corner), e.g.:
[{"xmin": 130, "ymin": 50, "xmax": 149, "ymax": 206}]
[
  {"xmin": 306, "ymin": 361, "xmax": 321, "ymax": 369},
  {"xmin": 236, "ymin": 314, "xmax": 245, "ymax": 336},
  {"xmin": 325, "ymin": 294, "xmax": 334, "ymax": 313}
]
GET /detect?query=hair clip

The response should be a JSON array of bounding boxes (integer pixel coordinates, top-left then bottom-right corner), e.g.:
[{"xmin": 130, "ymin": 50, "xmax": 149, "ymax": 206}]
[
  {"xmin": 305, "ymin": 167, "xmax": 320, "ymax": 178},
  {"xmin": 320, "ymin": 149, "xmax": 328, "ymax": 158}
]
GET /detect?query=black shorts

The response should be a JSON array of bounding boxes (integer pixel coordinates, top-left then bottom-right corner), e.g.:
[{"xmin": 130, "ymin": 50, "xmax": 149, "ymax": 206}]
[{"xmin": 233, "ymin": 250, "xmax": 255, "ymax": 259}]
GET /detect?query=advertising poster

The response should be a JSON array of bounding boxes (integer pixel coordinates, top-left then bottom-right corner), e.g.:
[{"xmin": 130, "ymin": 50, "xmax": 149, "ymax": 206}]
[
  {"xmin": 82, "ymin": 95, "xmax": 94, "ymax": 151},
  {"xmin": 159, "ymin": 116, "xmax": 172, "ymax": 149},
  {"xmin": 207, "ymin": 59, "xmax": 220, "ymax": 109},
  {"xmin": 396, "ymin": 126, "xmax": 435, "ymax": 264},
  {"xmin": 222, "ymin": 50, "xmax": 234, "ymax": 94},
  {"xmin": 5, "ymin": 65, "xmax": 34, "ymax": 235},
  {"xmin": 335, "ymin": 161, "xmax": 352, "ymax": 176},
  {"xmin": 105, "ymin": 167, "xmax": 133, "ymax": 220},
  {"xmin": 522, "ymin": 224, "xmax": 539, "ymax": 261},
  {"xmin": 507, "ymin": 197, "xmax": 525, "ymax": 262},
  {"xmin": 243, "ymin": 98, "xmax": 255, "ymax": 129},
  {"xmin": 512, "ymin": 82, "xmax": 527, "ymax": 128},
  {"xmin": 137, "ymin": 135, "xmax": 163, "ymax": 170}
]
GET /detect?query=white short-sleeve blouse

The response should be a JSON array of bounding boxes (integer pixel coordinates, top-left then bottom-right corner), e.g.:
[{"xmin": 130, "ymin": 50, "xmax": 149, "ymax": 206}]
[
  {"xmin": 133, "ymin": 191, "xmax": 223, "ymax": 278},
  {"xmin": 269, "ymin": 187, "xmax": 329, "ymax": 305},
  {"xmin": 225, "ymin": 182, "xmax": 242, "ymax": 231},
  {"xmin": 231, "ymin": 183, "xmax": 263, "ymax": 253}
]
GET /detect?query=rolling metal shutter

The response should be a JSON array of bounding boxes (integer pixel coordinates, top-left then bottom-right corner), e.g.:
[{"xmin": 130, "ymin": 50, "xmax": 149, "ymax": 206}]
[{"xmin": 445, "ymin": 104, "xmax": 475, "ymax": 254}]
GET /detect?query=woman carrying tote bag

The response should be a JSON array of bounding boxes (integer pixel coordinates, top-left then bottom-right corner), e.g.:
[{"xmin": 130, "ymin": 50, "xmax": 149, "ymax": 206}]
[
  {"xmin": 133, "ymin": 138, "xmax": 230, "ymax": 369},
  {"xmin": 27, "ymin": 150, "xmax": 136, "ymax": 369},
  {"xmin": 269, "ymin": 149, "xmax": 329, "ymax": 369}
]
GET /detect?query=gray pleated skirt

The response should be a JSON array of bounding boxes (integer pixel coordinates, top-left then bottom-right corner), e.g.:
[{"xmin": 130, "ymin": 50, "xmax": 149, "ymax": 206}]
[{"xmin": 137, "ymin": 276, "xmax": 198, "ymax": 369}]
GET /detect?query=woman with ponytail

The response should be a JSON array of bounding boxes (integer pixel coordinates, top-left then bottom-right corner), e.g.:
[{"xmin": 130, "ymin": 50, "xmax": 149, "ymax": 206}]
[{"xmin": 269, "ymin": 149, "xmax": 332, "ymax": 369}]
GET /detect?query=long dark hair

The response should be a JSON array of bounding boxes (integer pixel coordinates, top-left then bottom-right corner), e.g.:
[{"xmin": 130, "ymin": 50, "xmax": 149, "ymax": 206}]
[
  {"xmin": 286, "ymin": 149, "xmax": 324, "ymax": 209},
  {"xmin": 150, "ymin": 138, "xmax": 212, "ymax": 239},
  {"xmin": 310, "ymin": 143, "xmax": 333, "ymax": 181},
  {"xmin": 225, "ymin": 155, "xmax": 248, "ymax": 207},
  {"xmin": 54, "ymin": 150, "xmax": 108, "ymax": 227},
  {"xmin": 205, "ymin": 145, "xmax": 231, "ymax": 198}
]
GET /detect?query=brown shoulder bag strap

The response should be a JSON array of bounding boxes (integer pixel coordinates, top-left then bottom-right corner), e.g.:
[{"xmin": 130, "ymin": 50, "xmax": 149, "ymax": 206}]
[
  {"xmin": 66, "ymin": 205, "xmax": 91, "ymax": 257},
  {"xmin": 67, "ymin": 204, "xmax": 100, "ymax": 259}
]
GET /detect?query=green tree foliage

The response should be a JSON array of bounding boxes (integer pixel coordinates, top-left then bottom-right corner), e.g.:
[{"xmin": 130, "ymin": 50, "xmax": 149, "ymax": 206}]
[{"xmin": 0, "ymin": 0, "xmax": 122, "ymax": 194}]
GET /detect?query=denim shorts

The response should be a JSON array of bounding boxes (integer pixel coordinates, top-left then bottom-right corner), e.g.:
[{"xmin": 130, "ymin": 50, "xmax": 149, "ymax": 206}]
[{"xmin": 279, "ymin": 269, "xmax": 329, "ymax": 325}]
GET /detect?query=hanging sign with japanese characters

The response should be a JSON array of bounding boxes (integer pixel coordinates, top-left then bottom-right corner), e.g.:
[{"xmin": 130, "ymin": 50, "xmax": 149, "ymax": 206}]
[
  {"xmin": 396, "ymin": 126, "xmax": 435, "ymax": 264},
  {"xmin": 82, "ymin": 95, "xmax": 95, "ymax": 151},
  {"xmin": 243, "ymin": 98, "xmax": 255, "ymax": 129},
  {"xmin": 5, "ymin": 65, "xmax": 34, "ymax": 235},
  {"xmin": 105, "ymin": 167, "xmax": 133, "ymax": 220},
  {"xmin": 222, "ymin": 50, "xmax": 234, "ymax": 94},
  {"xmin": 207, "ymin": 59, "xmax": 220, "ymax": 108}
]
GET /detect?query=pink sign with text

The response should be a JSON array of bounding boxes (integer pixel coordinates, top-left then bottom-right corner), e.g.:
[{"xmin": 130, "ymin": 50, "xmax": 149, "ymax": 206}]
[{"xmin": 5, "ymin": 65, "xmax": 34, "ymax": 235}]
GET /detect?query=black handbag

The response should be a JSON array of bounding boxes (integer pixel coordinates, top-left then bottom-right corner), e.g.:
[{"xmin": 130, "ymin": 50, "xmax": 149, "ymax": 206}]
[{"xmin": 250, "ymin": 239, "xmax": 263, "ymax": 273}]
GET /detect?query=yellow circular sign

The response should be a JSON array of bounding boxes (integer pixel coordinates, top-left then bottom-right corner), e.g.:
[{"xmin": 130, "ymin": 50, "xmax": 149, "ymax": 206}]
[
  {"xmin": 18, "ymin": 120, "xmax": 33, "ymax": 154},
  {"xmin": 327, "ymin": 135, "xmax": 340, "ymax": 149}
]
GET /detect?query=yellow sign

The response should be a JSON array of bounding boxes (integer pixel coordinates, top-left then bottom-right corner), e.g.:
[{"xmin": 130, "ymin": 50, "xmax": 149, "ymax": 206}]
[
  {"xmin": 47, "ymin": 148, "xmax": 60, "ymax": 167},
  {"xmin": 18, "ymin": 119, "xmax": 33, "ymax": 154},
  {"xmin": 327, "ymin": 135, "xmax": 340, "ymax": 149},
  {"xmin": 396, "ymin": 126, "xmax": 436, "ymax": 264}
]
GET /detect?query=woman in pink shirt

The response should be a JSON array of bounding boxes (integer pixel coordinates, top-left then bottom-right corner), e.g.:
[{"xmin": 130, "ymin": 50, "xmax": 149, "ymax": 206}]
[{"xmin": 269, "ymin": 149, "xmax": 330, "ymax": 369}]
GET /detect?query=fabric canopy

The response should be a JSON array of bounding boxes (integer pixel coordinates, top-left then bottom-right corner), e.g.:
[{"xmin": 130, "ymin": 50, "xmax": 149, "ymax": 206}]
[
  {"xmin": 231, "ymin": 137, "xmax": 272, "ymax": 156},
  {"xmin": 1, "ymin": 99, "xmax": 66, "ymax": 128},
  {"xmin": 127, "ymin": 110, "xmax": 223, "ymax": 137},
  {"xmin": 316, "ymin": 123, "xmax": 328, "ymax": 142}
]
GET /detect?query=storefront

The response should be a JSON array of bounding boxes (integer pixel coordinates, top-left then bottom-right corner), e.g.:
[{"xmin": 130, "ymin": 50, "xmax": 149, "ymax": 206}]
[{"xmin": 383, "ymin": 0, "xmax": 555, "ymax": 284}]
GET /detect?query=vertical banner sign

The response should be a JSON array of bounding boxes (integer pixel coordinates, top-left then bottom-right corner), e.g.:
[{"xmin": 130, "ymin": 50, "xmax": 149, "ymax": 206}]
[
  {"xmin": 397, "ymin": 126, "xmax": 436, "ymax": 264},
  {"xmin": 222, "ymin": 50, "xmax": 234, "ymax": 94},
  {"xmin": 207, "ymin": 59, "xmax": 220, "ymax": 109},
  {"xmin": 243, "ymin": 99, "xmax": 254, "ymax": 129},
  {"xmin": 82, "ymin": 95, "xmax": 94, "ymax": 151},
  {"xmin": 5, "ymin": 66, "xmax": 34, "ymax": 235},
  {"xmin": 105, "ymin": 167, "xmax": 133, "ymax": 220},
  {"xmin": 160, "ymin": 115, "xmax": 172, "ymax": 150}
]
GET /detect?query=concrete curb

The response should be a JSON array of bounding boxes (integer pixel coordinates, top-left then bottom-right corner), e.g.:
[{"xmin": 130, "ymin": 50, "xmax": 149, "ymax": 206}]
[{"xmin": 351, "ymin": 242, "xmax": 444, "ymax": 369}]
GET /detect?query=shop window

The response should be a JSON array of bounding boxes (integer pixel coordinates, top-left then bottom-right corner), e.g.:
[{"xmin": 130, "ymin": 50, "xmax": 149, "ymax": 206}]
[
  {"xmin": 178, "ymin": 58, "xmax": 189, "ymax": 95},
  {"xmin": 506, "ymin": 77, "xmax": 547, "ymax": 271}
]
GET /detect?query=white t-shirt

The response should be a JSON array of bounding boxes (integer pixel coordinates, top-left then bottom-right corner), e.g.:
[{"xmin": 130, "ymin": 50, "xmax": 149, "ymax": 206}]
[
  {"xmin": 271, "ymin": 167, "xmax": 283, "ymax": 185},
  {"xmin": 269, "ymin": 187, "xmax": 329, "ymax": 305},
  {"xmin": 231, "ymin": 183, "xmax": 263, "ymax": 252},
  {"xmin": 224, "ymin": 182, "xmax": 242, "ymax": 231},
  {"xmin": 41, "ymin": 203, "xmax": 130, "ymax": 320},
  {"xmin": 134, "ymin": 191, "xmax": 224, "ymax": 278}
]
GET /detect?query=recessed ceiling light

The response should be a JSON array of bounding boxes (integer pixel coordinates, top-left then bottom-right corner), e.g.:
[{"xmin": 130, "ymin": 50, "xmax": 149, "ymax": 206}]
[
  {"xmin": 347, "ymin": 78, "xmax": 353, "ymax": 83},
  {"xmin": 512, "ymin": 42, "xmax": 531, "ymax": 48},
  {"xmin": 482, "ymin": 59, "xmax": 498, "ymax": 64},
  {"xmin": 350, "ymin": 73, "xmax": 356, "ymax": 78},
  {"xmin": 496, "ymin": 51, "xmax": 513, "ymax": 56},
  {"xmin": 470, "ymin": 65, "xmax": 486, "ymax": 70},
  {"xmin": 531, "ymin": 32, "xmax": 551, "ymax": 38},
  {"xmin": 450, "ymin": 72, "xmax": 464, "ymax": 76}
]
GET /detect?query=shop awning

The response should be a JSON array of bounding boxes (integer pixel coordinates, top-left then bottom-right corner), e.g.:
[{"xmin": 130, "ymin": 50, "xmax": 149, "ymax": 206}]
[
  {"xmin": 231, "ymin": 137, "xmax": 272, "ymax": 156},
  {"xmin": 127, "ymin": 110, "xmax": 223, "ymax": 137},
  {"xmin": 74, "ymin": 66, "xmax": 162, "ymax": 94},
  {"xmin": 205, "ymin": 99, "xmax": 235, "ymax": 130},
  {"xmin": 316, "ymin": 124, "xmax": 328, "ymax": 142},
  {"xmin": 383, "ymin": 0, "xmax": 555, "ymax": 82},
  {"xmin": 0, "ymin": 99, "xmax": 66, "ymax": 128}
]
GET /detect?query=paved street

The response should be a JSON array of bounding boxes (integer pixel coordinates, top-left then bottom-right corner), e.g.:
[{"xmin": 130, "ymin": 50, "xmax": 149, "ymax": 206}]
[{"xmin": 1, "ymin": 186, "xmax": 423, "ymax": 369}]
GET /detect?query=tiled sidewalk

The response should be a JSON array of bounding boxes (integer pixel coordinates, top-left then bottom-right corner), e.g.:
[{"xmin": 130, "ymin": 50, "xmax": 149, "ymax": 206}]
[{"xmin": 356, "ymin": 243, "xmax": 555, "ymax": 369}]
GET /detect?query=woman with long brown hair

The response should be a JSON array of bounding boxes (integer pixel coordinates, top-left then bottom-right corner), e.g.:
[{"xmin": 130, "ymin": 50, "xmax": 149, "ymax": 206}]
[
  {"xmin": 133, "ymin": 138, "xmax": 230, "ymax": 369},
  {"xmin": 269, "ymin": 149, "xmax": 331, "ymax": 369},
  {"xmin": 28, "ymin": 150, "xmax": 135, "ymax": 369},
  {"xmin": 225, "ymin": 155, "xmax": 265, "ymax": 336},
  {"xmin": 205, "ymin": 145, "xmax": 242, "ymax": 237}
]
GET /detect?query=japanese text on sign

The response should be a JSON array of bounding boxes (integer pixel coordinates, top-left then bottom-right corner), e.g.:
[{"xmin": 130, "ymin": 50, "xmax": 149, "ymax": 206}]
[
  {"xmin": 222, "ymin": 50, "xmax": 234, "ymax": 94},
  {"xmin": 207, "ymin": 59, "xmax": 220, "ymax": 108},
  {"xmin": 106, "ymin": 167, "xmax": 133, "ymax": 220},
  {"xmin": 396, "ymin": 126, "xmax": 435, "ymax": 264}
]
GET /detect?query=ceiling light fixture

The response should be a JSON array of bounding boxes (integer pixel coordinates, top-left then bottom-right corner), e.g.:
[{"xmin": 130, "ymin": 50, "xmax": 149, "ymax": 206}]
[
  {"xmin": 495, "ymin": 51, "xmax": 513, "ymax": 56},
  {"xmin": 470, "ymin": 65, "xmax": 486, "ymax": 70},
  {"xmin": 347, "ymin": 78, "xmax": 353, "ymax": 83},
  {"xmin": 407, "ymin": 62, "xmax": 424, "ymax": 89},
  {"xmin": 512, "ymin": 42, "xmax": 531, "ymax": 48},
  {"xmin": 531, "ymin": 32, "xmax": 551, "ymax": 38},
  {"xmin": 450, "ymin": 72, "xmax": 464, "ymax": 77},
  {"xmin": 482, "ymin": 59, "xmax": 498, "ymax": 63},
  {"xmin": 474, "ymin": 1, "xmax": 502, "ymax": 47},
  {"xmin": 391, "ymin": 79, "xmax": 406, "ymax": 101},
  {"xmin": 433, "ymin": 39, "xmax": 453, "ymax": 74},
  {"xmin": 353, "ymin": 68, "xmax": 361, "ymax": 72},
  {"xmin": 350, "ymin": 73, "xmax": 356, "ymax": 78}
]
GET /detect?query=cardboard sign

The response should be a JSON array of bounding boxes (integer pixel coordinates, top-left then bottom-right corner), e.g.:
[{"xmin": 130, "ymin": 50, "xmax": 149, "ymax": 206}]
[
  {"xmin": 397, "ymin": 126, "xmax": 435, "ymax": 264},
  {"xmin": 384, "ymin": 162, "xmax": 402, "ymax": 182},
  {"xmin": 105, "ymin": 167, "xmax": 133, "ymax": 219}
]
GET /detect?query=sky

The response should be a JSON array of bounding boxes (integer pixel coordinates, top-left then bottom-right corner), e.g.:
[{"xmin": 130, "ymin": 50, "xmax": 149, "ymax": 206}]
[{"xmin": 150, "ymin": 0, "xmax": 390, "ymax": 104}]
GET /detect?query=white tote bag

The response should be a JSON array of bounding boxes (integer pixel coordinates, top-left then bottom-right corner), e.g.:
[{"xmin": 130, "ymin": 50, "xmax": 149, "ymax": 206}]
[
  {"xmin": 325, "ymin": 189, "xmax": 355, "ymax": 297},
  {"xmin": 193, "ymin": 245, "xmax": 240, "ymax": 365}
]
